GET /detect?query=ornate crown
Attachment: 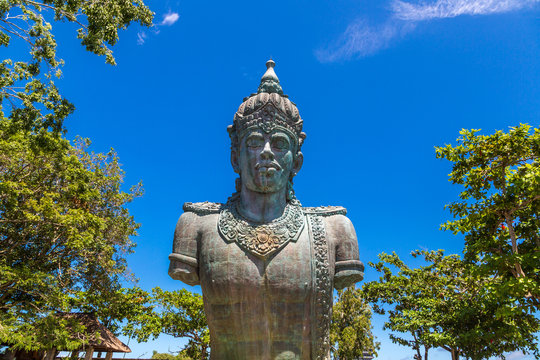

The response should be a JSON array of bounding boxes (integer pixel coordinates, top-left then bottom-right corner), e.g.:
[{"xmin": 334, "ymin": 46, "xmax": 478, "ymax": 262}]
[{"xmin": 227, "ymin": 60, "xmax": 306, "ymax": 149}]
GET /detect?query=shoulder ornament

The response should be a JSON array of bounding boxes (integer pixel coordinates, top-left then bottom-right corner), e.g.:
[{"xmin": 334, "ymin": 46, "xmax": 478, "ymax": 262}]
[
  {"xmin": 302, "ymin": 205, "xmax": 347, "ymax": 216},
  {"xmin": 183, "ymin": 201, "xmax": 223, "ymax": 215}
]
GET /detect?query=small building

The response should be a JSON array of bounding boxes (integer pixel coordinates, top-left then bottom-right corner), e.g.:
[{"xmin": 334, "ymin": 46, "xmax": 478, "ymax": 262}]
[
  {"xmin": 1, "ymin": 313, "xmax": 130, "ymax": 360},
  {"xmin": 359, "ymin": 351, "xmax": 375, "ymax": 360}
]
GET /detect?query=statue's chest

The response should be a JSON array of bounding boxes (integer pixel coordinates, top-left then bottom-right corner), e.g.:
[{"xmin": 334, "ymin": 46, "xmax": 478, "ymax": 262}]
[{"xmin": 198, "ymin": 225, "xmax": 313, "ymax": 304}]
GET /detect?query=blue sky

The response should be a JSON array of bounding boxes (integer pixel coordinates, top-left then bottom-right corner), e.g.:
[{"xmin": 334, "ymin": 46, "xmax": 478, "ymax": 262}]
[{"xmin": 7, "ymin": 0, "xmax": 540, "ymax": 358}]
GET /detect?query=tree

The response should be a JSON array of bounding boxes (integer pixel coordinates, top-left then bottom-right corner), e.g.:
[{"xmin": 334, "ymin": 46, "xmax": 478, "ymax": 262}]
[
  {"xmin": 363, "ymin": 250, "xmax": 540, "ymax": 360},
  {"xmin": 151, "ymin": 350, "xmax": 192, "ymax": 360},
  {"xmin": 0, "ymin": 0, "xmax": 153, "ymax": 351},
  {"xmin": 330, "ymin": 286, "xmax": 380, "ymax": 360},
  {"xmin": 124, "ymin": 288, "xmax": 210, "ymax": 360},
  {"xmin": 436, "ymin": 124, "xmax": 540, "ymax": 306},
  {"xmin": 0, "ymin": 135, "xmax": 144, "ymax": 349},
  {"xmin": 71, "ymin": 286, "xmax": 154, "ymax": 336},
  {"xmin": 1, "ymin": 0, "xmax": 153, "ymax": 135}
]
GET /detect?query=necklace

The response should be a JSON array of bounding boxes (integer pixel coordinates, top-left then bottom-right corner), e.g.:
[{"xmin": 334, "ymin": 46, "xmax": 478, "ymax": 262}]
[{"xmin": 218, "ymin": 198, "xmax": 305, "ymax": 258}]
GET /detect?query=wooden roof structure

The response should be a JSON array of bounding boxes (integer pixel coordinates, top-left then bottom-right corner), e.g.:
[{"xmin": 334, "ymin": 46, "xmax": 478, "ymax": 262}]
[
  {"xmin": 1, "ymin": 314, "xmax": 130, "ymax": 360},
  {"xmin": 59, "ymin": 313, "xmax": 131, "ymax": 353}
]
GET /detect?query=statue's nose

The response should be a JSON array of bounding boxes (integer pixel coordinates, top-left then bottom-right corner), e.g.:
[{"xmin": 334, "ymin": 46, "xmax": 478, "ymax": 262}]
[{"xmin": 260, "ymin": 141, "xmax": 274, "ymax": 160}]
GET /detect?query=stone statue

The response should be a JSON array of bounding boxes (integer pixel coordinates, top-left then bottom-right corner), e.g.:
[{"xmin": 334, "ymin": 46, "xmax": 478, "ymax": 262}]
[{"xmin": 168, "ymin": 60, "xmax": 364, "ymax": 360}]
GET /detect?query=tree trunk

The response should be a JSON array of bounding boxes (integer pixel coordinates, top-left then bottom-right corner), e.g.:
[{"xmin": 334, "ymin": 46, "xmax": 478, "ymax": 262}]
[
  {"xmin": 84, "ymin": 347, "xmax": 94, "ymax": 360},
  {"xmin": 44, "ymin": 349, "xmax": 56, "ymax": 360},
  {"xmin": 4, "ymin": 350, "xmax": 15, "ymax": 360},
  {"xmin": 412, "ymin": 331, "xmax": 423, "ymax": 360}
]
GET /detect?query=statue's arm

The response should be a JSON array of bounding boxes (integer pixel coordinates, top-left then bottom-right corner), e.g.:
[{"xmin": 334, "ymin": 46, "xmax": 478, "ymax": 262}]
[
  {"xmin": 328, "ymin": 214, "xmax": 364, "ymax": 290},
  {"xmin": 168, "ymin": 211, "xmax": 201, "ymax": 286}
]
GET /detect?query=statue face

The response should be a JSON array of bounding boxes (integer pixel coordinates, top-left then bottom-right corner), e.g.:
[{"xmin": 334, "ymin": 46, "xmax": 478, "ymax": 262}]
[{"xmin": 233, "ymin": 128, "xmax": 303, "ymax": 194}]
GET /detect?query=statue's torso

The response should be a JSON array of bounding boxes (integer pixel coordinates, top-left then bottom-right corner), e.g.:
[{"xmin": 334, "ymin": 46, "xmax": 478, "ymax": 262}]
[
  {"xmin": 199, "ymin": 213, "xmax": 318, "ymax": 359},
  {"xmin": 169, "ymin": 202, "xmax": 363, "ymax": 360}
]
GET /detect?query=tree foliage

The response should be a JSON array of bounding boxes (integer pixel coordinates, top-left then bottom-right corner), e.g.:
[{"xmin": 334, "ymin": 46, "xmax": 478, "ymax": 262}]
[
  {"xmin": 151, "ymin": 350, "xmax": 192, "ymax": 360},
  {"xmin": 0, "ymin": 0, "xmax": 153, "ymax": 351},
  {"xmin": 436, "ymin": 124, "xmax": 540, "ymax": 306},
  {"xmin": 363, "ymin": 250, "xmax": 540, "ymax": 360},
  {"xmin": 330, "ymin": 286, "xmax": 379, "ymax": 360},
  {"xmin": 1, "ymin": 0, "xmax": 153, "ymax": 134},
  {"xmin": 0, "ymin": 133, "xmax": 143, "ymax": 349},
  {"xmin": 125, "ymin": 288, "xmax": 210, "ymax": 360}
]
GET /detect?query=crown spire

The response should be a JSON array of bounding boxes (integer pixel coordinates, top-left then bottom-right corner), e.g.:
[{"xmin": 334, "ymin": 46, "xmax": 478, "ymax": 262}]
[{"xmin": 257, "ymin": 59, "xmax": 284, "ymax": 95}]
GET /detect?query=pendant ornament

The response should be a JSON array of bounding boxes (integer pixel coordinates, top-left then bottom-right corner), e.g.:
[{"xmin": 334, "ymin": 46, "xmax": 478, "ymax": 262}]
[{"xmin": 218, "ymin": 199, "xmax": 305, "ymax": 258}]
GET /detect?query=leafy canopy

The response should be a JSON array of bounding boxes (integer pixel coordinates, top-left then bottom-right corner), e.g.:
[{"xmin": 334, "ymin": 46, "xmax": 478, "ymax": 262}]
[
  {"xmin": 436, "ymin": 124, "xmax": 540, "ymax": 305},
  {"xmin": 1, "ymin": 0, "xmax": 153, "ymax": 134},
  {"xmin": 330, "ymin": 286, "xmax": 380, "ymax": 360},
  {"xmin": 151, "ymin": 350, "xmax": 193, "ymax": 360},
  {"xmin": 0, "ymin": 133, "xmax": 144, "ymax": 349},
  {"xmin": 363, "ymin": 250, "xmax": 540, "ymax": 360},
  {"xmin": 0, "ymin": 0, "xmax": 153, "ymax": 350},
  {"xmin": 124, "ymin": 288, "xmax": 210, "ymax": 360}
]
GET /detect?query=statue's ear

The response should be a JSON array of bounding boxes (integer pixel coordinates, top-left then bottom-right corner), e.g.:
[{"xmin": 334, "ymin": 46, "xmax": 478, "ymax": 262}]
[
  {"xmin": 293, "ymin": 152, "xmax": 303, "ymax": 176},
  {"xmin": 231, "ymin": 149, "xmax": 240, "ymax": 173}
]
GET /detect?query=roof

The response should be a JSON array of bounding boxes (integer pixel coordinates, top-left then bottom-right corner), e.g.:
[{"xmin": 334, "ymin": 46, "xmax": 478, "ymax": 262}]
[{"xmin": 59, "ymin": 313, "xmax": 131, "ymax": 353}]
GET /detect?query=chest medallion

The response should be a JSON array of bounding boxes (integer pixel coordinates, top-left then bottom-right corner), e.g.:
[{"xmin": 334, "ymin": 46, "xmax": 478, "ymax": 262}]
[{"xmin": 218, "ymin": 199, "xmax": 305, "ymax": 258}]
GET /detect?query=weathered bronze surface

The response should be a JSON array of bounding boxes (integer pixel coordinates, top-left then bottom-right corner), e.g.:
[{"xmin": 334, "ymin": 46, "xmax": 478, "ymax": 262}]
[{"xmin": 168, "ymin": 61, "xmax": 364, "ymax": 360}]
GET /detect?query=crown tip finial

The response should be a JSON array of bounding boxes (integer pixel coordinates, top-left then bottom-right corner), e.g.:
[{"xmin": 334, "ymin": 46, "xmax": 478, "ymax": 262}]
[
  {"xmin": 257, "ymin": 58, "xmax": 283, "ymax": 95},
  {"xmin": 266, "ymin": 59, "xmax": 275, "ymax": 69}
]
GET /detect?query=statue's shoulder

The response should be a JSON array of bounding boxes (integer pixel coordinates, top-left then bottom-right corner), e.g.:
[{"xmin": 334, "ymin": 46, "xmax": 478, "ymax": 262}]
[
  {"xmin": 302, "ymin": 205, "xmax": 347, "ymax": 217},
  {"xmin": 182, "ymin": 201, "xmax": 223, "ymax": 216},
  {"xmin": 174, "ymin": 202, "xmax": 221, "ymax": 237}
]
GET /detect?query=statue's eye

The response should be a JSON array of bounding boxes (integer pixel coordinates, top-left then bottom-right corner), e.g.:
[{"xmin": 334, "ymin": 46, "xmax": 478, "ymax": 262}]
[
  {"xmin": 272, "ymin": 137, "xmax": 289, "ymax": 150},
  {"xmin": 246, "ymin": 137, "xmax": 263, "ymax": 148}
]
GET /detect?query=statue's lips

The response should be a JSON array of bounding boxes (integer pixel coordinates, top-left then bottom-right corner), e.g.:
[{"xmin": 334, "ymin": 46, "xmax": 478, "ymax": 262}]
[
  {"xmin": 257, "ymin": 167, "xmax": 278, "ymax": 176},
  {"xmin": 255, "ymin": 163, "xmax": 281, "ymax": 175}
]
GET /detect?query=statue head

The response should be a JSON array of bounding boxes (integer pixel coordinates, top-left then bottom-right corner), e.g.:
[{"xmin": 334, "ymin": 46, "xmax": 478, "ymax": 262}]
[{"xmin": 228, "ymin": 60, "xmax": 306, "ymax": 202}]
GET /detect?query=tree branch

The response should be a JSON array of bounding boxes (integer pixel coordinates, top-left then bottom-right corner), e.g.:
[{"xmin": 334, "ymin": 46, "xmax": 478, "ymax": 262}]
[{"xmin": 504, "ymin": 213, "xmax": 526, "ymax": 278}]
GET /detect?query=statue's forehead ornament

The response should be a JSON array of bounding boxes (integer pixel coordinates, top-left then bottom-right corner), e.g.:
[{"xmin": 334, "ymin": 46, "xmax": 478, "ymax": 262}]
[{"xmin": 228, "ymin": 60, "xmax": 307, "ymax": 149}]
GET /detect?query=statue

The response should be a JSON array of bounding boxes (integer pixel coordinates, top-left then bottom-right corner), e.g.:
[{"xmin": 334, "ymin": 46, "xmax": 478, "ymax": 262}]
[{"xmin": 168, "ymin": 60, "xmax": 364, "ymax": 360}]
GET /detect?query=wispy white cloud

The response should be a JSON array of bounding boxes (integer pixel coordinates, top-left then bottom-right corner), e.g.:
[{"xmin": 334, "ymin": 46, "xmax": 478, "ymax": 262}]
[
  {"xmin": 316, "ymin": 19, "xmax": 415, "ymax": 63},
  {"xmin": 393, "ymin": 0, "xmax": 539, "ymax": 21},
  {"xmin": 137, "ymin": 11, "xmax": 179, "ymax": 45},
  {"xmin": 161, "ymin": 12, "xmax": 180, "ymax": 26},
  {"xmin": 137, "ymin": 31, "xmax": 147, "ymax": 45},
  {"xmin": 318, "ymin": 0, "xmax": 540, "ymax": 62}
]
